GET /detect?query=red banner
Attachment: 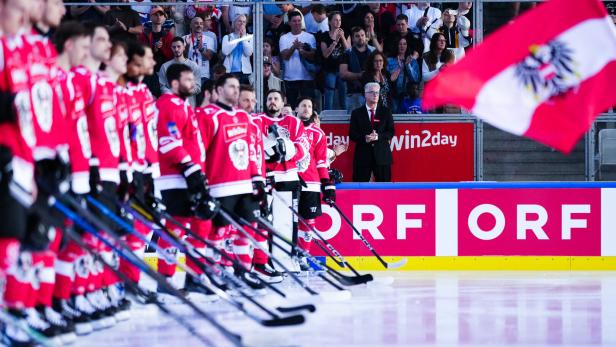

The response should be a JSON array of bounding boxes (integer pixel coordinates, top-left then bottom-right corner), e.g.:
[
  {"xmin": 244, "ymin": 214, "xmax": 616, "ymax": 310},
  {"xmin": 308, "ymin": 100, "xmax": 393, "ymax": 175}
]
[
  {"xmin": 313, "ymin": 186, "xmax": 606, "ymax": 257},
  {"xmin": 320, "ymin": 122, "xmax": 475, "ymax": 182}
]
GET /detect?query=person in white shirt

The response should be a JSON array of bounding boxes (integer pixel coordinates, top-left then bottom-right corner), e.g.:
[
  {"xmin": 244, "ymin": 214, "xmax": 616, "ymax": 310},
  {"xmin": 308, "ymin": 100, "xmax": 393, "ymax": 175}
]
[
  {"xmin": 304, "ymin": 4, "xmax": 329, "ymax": 34},
  {"xmin": 159, "ymin": 37, "xmax": 202, "ymax": 107},
  {"xmin": 183, "ymin": 16, "xmax": 216, "ymax": 105},
  {"xmin": 404, "ymin": 1, "xmax": 442, "ymax": 52},
  {"xmin": 222, "ymin": 0, "xmax": 252, "ymax": 34},
  {"xmin": 279, "ymin": 10, "xmax": 317, "ymax": 108},
  {"xmin": 221, "ymin": 14, "xmax": 253, "ymax": 84}
]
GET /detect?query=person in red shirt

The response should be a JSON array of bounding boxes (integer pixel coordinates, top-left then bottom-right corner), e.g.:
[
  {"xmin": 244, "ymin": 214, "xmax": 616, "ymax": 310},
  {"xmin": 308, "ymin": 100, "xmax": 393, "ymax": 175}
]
[
  {"xmin": 155, "ymin": 63, "xmax": 217, "ymax": 297},
  {"xmin": 294, "ymin": 97, "xmax": 336, "ymax": 271}
]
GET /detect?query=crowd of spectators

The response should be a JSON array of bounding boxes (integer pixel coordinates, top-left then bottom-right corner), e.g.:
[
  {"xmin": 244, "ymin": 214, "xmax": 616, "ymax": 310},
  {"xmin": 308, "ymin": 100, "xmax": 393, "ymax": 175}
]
[{"xmin": 68, "ymin": 1, "xmax": 603, "ymax": 115}]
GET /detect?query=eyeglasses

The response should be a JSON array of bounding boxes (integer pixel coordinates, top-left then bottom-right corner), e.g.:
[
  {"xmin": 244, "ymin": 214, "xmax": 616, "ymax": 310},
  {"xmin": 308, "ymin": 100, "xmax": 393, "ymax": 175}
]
[{"xmin": 365, "ymin": 91, "xmax": 380, "ymax": 95}]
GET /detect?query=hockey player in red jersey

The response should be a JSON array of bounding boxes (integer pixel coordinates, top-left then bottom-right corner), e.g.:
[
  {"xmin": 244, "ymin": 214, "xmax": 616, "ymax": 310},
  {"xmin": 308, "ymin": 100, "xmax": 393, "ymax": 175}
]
[
  {"xmin": 236, "ymin": 85, "xmax": 281, "ymax": 282},
  {"xmin": 51, "ymin": 21, "xmax": 99, "ymax": 336},
  {"xmin": 199, "ymin": 75, "xmax": 275, "ymax": 287},
  {"xmin": 294, "ymin": 97, "xmax": 336, "ymax": 271},
  {"xmin": 155, "ymin": 64, "xmax": 218, "ymax": 297},
  {"xmin": 259, "ymin": 89, "xmax": 310, "ymax": 273}
]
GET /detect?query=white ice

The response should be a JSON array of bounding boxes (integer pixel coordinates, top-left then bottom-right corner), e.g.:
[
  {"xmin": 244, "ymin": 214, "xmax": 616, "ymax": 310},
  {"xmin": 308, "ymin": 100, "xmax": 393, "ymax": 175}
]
[{"xmin": 74, "ymin": 271, "xmax": 616, "ymax": 347}]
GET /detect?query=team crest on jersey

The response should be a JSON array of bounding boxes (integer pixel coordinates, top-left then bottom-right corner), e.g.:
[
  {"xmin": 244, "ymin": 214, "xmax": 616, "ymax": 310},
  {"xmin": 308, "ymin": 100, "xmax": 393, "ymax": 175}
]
[
  {"xmin": 223, "ymin": 123, "xmax": 248, "ymax": 143},
  {"xmin": 14, "ymin": 91, "xmax": 36, "ymax": 147},
  {"xmin": 297, "ymin": 153, "xmax": 311, "ymax": 173},
  {"xmin": 32, "ymin": 81, "xmax": 54, "ymax": 133},
  {"xmin": 515, "ymin": 40, "xmax": 580, "ymax": 101},
  {"xmin": 167, "ymin": 121, "xmax": 180, "ymax": 138},
  {"xmin": 229, "ymin": 139, "xmax": 249, "ymax": 170}
]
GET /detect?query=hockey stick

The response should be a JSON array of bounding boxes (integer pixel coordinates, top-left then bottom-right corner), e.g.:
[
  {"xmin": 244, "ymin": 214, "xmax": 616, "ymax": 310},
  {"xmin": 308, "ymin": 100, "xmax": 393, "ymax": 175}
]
[
  {"xmin": 0, "ymin": 310, "xmax": 54, "ymax": 347},
  {"xmin": 128, "ymin": 198, "xmax": 316, "ymax": 314},
  {"xmin": 50, "ymin": 195, "xmax": 243, "ymax": 347},
  {"xmin": 247, "ymin": 214, "xmax": 370, "ymax": 287},
  {"xmin": 328, "ymin": 201, "xmax": 407, "ymax": 270},
  {"xmin": 271, "ymin": 190, "xmax": 373, "ymax": 281},
  {"xmin": 57, "ymin": 221, "xmax": 218, "ymax": 347},
  {"xmin": 85, "ymin": 195, "xmax": 306, "ymax": 327}
]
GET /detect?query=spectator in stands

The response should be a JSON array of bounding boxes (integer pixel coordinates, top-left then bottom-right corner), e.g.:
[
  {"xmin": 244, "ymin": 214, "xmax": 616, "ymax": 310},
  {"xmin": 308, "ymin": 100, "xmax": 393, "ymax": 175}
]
[
  {"xmin": 69, "ymin": 0, "xmax": 109, "ymax": 24},
  {"xmin": 320, "ymin": 11, "xmax": 350, "ymax": 110},
  {"xmin": 222, "ymin": 0, "xmax": 252, "ymax": 35},
  {"xmin": 212, "ymin": 63, "xmax": 227, "ymax": 81},
  {"xmin": 340, "ymin": 27, "xmax": 375, "ymax": 112},
  {"xmin": 362, "ymin": 51, "xmax": 392, "ymax": 109},
  {"xmin": 387, "ymin": 37, "xmax": 420, "ymax": 113},
  {"xmin": 104, "ymin": 0, "xmax": 143, "ymax": 40},
  {"xmin": 159, "ymin": 37, "xmax": 202, "ymax": 107},
  {"xmin": 139, "ymin": 6, "xmax": 174, "ymax": 72},
  {"xmin": 185, "ymin": 0, "xmax": 222, "ymax": 35},
  {"xmin": 399, "ymin": 83, "xmax": 423, "ymax": 114},
  {"xmin": 278, "ymin": 2, "xmax": 305, "ymax": 31},
  {"xmin": 221, "ymin": 14, "xmax": 253, "ymax": 85},
  {"xmin": 405, "ymin": 2, "xmax": 442, "ymax": 52},
  {"xmin": 349, "ymin": 82, "xmax": 394, "ymax": 182},
  {"xmin": 384, "ymin": 14, "xmax": 423, "ymax": 58},
  {"xmin": 279, "ymin": 10, "xmax": 317, "ymax": 108},
  {"xmin": 263, "ymin": 56, "xmax": 285, "ymax": 103},
  {"xmin": 169, "ymin": 1, "xmax": 189, "ymax": 37},
  {"xmin": 238, "ymin": 85, "xmax": 257, "ymax": 113},
  {"xmin": 183, "ymin": 16, "xmax": 217, "ymax": 105},
  {"xmin": 422, "ymin": 32, "xmax": 454, "ymax": 82},
  {"xmin": 364, "ymin": 3, "xmax": 396, "ymax": 40},
  {"xmin": 305, "ymin": 4, "xmax": 328, "ymax": 35},
  {"xmin": 363, "ymin": 11, "xmax": 383, "ymax": 52},
  {"xmin": 263, "ymin": 38, "xmax": 281, "ymax": 77},
  {"xmin": 129, "ymin": 0, "xmax": 151, "ymax": 23},
  {"xmin": 437, "ymin": 8, "xmax": 472, "ymax": 61}
]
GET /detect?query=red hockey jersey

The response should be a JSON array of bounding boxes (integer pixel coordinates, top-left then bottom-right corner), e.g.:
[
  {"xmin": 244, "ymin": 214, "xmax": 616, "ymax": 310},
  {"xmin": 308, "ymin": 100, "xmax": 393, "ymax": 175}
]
[
  {"xmin": 249, "ymin": 114, "xmax": 265, "ymax": 178},
  {"xmin": 155, "ymin": 93, "xmax": 205, "ymax": 191},
  {"xmin": 258, "ymin": 113, "xmax": 310, "ymax": 184},
  {"xmin": 115, "ymin": 85, "xmax": 133, "ymax": 176},
  {"xmin": 125, "ymin": 82, "xmax": 146, "ymax": 173},
  {"xmin": 0, "ymin": 36, "xmax": 35, "ymax": 200},
  {"xmin": 56, "ymin": 68, "xmax": 91, "ymax": 194},
  {"xmin": 137, "ymin": 83, "xmax": 160, "ymax": 177},
  {"xmin": 199, "ymin": 103, "xmax": 259, "ymax": 198},
  {"xmin": 73, "ymin": 70, "xmax": 120, "ymax": 183},
  {"xmin": 25, "ymin": 33, "xmax": 67, "ymax": 161},
  {"xmin": 298, "ymin": 123, "xmax": 329, "ymax": 192}
]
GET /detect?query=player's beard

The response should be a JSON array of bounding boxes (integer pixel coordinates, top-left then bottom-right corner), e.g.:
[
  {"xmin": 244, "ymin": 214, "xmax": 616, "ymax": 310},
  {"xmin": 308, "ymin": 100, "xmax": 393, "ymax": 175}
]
[
  {"xmin": 179, "ymin": 85, "xmax": 192, "ymax": 100},
  {"xmin": 266, "ymin": 104, "xmax": 280, "ymax": 117}
]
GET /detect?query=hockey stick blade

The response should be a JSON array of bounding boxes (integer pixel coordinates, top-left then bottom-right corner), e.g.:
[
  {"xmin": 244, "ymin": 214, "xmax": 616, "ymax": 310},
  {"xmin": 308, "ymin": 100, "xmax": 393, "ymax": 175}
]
[
  {"xmin": 262, "ymin": 314, "xmax": 305, "ymax": 327},
  {"xmin": 276, "ymin": 304, "xmax": 316, "ymax": 314},
  {"xmin": 386, "ymin": 258, "xmax": 408, "ymax": 269},
  {"xmin": 332, "ymin": 273, "xmax": 374, "ymax": 286}
]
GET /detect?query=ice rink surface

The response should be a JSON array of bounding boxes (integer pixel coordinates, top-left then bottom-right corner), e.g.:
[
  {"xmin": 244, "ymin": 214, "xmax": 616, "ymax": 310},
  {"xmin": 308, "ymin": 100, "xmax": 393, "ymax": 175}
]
[{"xmin": 75, "ymin": 271, "xmax": 616, "ymax": 347}]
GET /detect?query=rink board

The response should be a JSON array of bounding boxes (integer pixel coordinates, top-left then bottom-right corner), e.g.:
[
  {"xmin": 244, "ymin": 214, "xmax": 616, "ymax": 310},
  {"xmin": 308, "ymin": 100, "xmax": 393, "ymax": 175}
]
[{"xmin": 141, "ymin": 182, "xmax": 616, "ymax": 271}]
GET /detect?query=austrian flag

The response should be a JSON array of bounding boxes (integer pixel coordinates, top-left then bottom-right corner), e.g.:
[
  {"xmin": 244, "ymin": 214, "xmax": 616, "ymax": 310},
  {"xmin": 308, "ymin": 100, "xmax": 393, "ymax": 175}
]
[{"xmin": 422, "ymin": 0, "xmax": 616, "ymax": 153}]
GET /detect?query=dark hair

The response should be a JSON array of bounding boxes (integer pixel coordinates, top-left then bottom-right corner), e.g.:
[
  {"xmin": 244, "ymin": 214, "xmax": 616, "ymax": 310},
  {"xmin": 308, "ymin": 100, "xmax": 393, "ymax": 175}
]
[
  {"xmin": 212, "ymin": 63, "xmax": 226, "ymax": 75},
  {"xmin": 364, "ymin": 51, "xmax": 387, "ymax": 77},
  {"xmin": 110, "ymin": 40, "xmax": 127, "ymax": 58},
  {"xmin": 166, "ymin": 63, "xmax": 193, "ymax": 85},
  {"xmin": 424, "ymin": 33, "xmax": 453, "ymax": 71},
  {"xmin": 351, "ymin": 26, "xmax": 365, "ymax": 36},
  {"xmin": 390, "ymin": 36, "xmax": 411, "ymax": 58},
  {"xmin": 288, "ymin": 10, "xmax": 302, "ymax": 22},
  {"xmin": 327, "ymin": 11, "xmax": 341, "ymax": 22},
  {"xmin": 53, "ymin": 21, "xmax": 91, "ymax": 54},
  {"xmin": 311, "ymin": 4, "xmax": 326, "ymax": 15},
  {"xmin": 202, "ymin": 79, "xmax": 215, "ymax": 94},
  {"xmin": 82, "ymin": 21, "xmax": 107, "ymax": 36},
  {"xmin": 266, "ymin": 89, "xmax": 285, "ymax": 100},
  {"xmin": 396, "ymin": 14, "xmax": 409, "ymax": 23},
  {"xmin": 264, "ymin": 37, "xmax": 278, "ymax": 55},
  {"xmin": 215, "ymin": 73, "xmax": 239, "ymax": 89},
  {"xmin": 126, "ymin": 40, "xmax": 146, "ymax": 63},
  {"xmin": 171, "ymin": 36, "xmax": 185, "ymax": 45},
  {"xmin": 297, "ymin": 96, "xmax": 319, "ymax": 120},
  {"xmin": 240, "ymin": 84, "xmax": 255, "ymax": 93}
]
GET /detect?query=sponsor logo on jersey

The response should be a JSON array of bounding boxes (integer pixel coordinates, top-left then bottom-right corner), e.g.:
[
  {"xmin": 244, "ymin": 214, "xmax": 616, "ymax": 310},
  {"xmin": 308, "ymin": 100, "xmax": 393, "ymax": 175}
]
[
  {"xmin": 223, "ymin": 123, "xmax": 248, "ymax": 143},
  {"xmin": 10, "ymin": 69, "xmax": 27, "ymax": 85},
  {"xmin": 101, "ymin": 100, "xmax": 114, "ymax": 113}
]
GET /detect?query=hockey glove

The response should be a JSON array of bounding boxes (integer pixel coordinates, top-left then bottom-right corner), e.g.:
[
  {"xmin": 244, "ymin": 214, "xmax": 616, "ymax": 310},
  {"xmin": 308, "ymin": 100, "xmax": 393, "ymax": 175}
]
[
  {"xmin": 0, "ymin": 91, "xmax": 16, "ymax": 123},
  {"xmin": 0, "ymin": 146, "xmax": 13, "ymax": 194},
  {"xmin": 252, "ymin": 175, "xmax": 266, "ymax": 202},
  {"xmin": 321, "ymin": 178, "xmax": 336, "ymax": 204},
  {"xmin": 35, "ymin": 155, "xmax": 70, "ymax": 195},
  {"xmin": 118, "ymin": 169, "xmax": 130, "ymax": 202},
  {"xmin": 328, "ymin": 168, "xmax": 344, "ymax": 184},
  {"xmin": 182, "ymin": 163, "xmax": 207, "ymax": 197},
  {"xmin": 265, "ymin": 170, "xmax": 275, "ymax": 193},
  {"xmin": 193, "ymin": 193, "xmax": 220, "ymax": 220}
]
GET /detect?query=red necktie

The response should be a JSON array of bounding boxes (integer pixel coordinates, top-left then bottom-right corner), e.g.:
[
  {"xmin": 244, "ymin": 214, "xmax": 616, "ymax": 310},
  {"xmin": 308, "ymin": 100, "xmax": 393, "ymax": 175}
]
[{"xmin": 370, "ymin": 109, "xmax": 375, "ymax": 127}]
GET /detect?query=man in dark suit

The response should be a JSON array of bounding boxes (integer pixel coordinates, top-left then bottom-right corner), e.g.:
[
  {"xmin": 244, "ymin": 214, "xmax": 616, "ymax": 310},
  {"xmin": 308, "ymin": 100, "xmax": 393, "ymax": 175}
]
[{"xmin": 349, "ymin": 82, "xmax": 395, "ymax": 182}]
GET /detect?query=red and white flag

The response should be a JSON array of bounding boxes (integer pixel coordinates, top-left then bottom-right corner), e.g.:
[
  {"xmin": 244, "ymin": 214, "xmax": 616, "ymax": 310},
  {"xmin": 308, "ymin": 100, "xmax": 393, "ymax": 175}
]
[{"xmin": 423, "ymin": 0, "xmax": 616, "ymax": 153}]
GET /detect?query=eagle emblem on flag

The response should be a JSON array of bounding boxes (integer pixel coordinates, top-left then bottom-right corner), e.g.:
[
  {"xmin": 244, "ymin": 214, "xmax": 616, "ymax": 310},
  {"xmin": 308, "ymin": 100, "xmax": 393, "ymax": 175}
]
[{"xmin": 515, "ymin": 40, "xmax": 581, "ymax": 100}]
